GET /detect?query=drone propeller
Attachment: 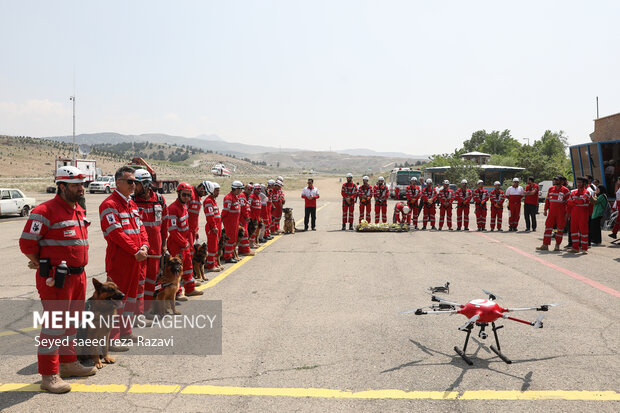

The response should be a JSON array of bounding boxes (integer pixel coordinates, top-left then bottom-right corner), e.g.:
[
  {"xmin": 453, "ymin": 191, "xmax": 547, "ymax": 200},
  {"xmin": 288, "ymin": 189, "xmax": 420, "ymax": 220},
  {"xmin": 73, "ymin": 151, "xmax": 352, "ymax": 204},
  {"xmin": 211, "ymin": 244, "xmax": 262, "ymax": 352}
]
[
  {"xmin": 458, "ymin": 314, "xmax": 480, "ymax": 331},
  {"xmin": 429, "ymin": 294, "xmax": 460, "ymax": 307},
  {"xmin": 482, "ymin": 289, "xmax": 501, "ymax": 301},
  {"xmin": 533, "ymin": 314, "xmax": 544, "ymax": 328},
  {"xmin": 507, "ymin": 302, "xmax": 567, "ymax": 312},
  {"xmin": 400, "ymin": 308, "xmax": 458, "ymax": 315}
]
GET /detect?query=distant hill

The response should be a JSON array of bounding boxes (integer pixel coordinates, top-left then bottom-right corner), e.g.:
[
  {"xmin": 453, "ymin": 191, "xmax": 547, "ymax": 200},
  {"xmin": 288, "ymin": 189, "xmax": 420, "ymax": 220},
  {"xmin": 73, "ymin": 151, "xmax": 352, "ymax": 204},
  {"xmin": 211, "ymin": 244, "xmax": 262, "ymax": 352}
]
[{"xmin": 42, "ymin": 132, "xmax": 428, "ymax": 174}]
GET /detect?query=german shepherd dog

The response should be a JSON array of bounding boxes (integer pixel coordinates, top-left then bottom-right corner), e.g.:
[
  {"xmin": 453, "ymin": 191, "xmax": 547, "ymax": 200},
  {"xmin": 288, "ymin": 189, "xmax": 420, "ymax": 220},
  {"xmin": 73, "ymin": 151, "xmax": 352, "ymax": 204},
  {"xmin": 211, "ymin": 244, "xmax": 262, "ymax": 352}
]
[
  {"xmin": 192, "ymin": 242, "xmax": 208, "ymax": 281},
  {"xmin": 282, "ymin": 208, "xmax": 295, "ymax": 234},
  {"xmin": 78, "ymin": 278, "xmax": 125, "ymax": 369},
  {"xmin": 217, "ymin": 232, "xmax": 229, "ymax": 268},
  {"xmin": 248, "ymin": 219, "xmax": 264, "ymax": 248},
  {"xmin": 233, "ymin": 225, "xmax": 246, "ymax": 260},
  {"xmin": 154, "ymin": 253, "xmax": 183, "ymax": 316}
]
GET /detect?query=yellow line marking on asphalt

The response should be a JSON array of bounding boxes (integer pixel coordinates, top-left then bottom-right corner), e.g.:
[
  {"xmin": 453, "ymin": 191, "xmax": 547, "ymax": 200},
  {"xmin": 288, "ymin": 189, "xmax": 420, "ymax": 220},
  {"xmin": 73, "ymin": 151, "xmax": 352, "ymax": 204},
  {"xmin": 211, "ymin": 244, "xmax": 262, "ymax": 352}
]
[
  {"xmin": 0, "ymin": 383, "xmax": 618, "ymax": 400},
  {"xmin": 195, "ymin": 202, "xmax": 329, "ymax": 292},
  {"xmin": 128, "ymin": 384, "xmax": 182, "ymax": 393},
  {"xmin": 0, "ymin": 326, "xmax": 37, "ymax": 338}
]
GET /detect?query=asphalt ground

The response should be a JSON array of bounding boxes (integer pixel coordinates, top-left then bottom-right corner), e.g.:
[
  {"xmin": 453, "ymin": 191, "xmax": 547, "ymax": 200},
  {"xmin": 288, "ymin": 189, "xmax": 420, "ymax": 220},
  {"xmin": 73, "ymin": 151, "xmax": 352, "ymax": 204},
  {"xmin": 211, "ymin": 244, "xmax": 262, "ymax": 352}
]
[{"xmin": 0, "ymin": 178, "xmax": 618, "ymax": 412}]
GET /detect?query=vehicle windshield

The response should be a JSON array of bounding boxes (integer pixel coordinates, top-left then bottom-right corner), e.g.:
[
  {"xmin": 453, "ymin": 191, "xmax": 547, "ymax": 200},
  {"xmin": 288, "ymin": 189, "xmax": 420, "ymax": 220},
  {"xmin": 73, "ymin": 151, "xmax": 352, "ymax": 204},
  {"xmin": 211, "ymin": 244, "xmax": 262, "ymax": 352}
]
[
  {"xmin": 96, "ymin": 177, "xmax": 110, "ymax": 182},
  {"xmin": 397, "ymin": 173, "xmax": 419, "ymax": 185}
]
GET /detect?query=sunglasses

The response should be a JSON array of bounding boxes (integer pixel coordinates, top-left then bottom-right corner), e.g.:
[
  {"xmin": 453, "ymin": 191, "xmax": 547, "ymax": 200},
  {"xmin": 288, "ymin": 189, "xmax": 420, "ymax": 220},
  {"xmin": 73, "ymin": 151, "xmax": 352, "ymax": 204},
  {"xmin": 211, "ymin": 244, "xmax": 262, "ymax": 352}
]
[
  {"xmin": 119, "ymin": 178, "xmax": 137, "ymax": 185},
  {"xmin": 180, "ymin": 192, "xmax": 191, "ymax": 197}
]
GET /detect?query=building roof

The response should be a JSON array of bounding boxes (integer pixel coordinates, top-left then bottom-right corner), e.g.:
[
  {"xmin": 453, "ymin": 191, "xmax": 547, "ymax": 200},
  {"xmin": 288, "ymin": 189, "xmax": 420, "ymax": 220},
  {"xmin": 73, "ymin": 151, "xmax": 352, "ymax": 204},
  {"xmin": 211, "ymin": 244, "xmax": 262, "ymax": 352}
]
[
  {"xmin": 461, "ymin": 151, "xmax": 491, "ymax": 157},
  {"xmin": 424, "ymin": 164, "xmax": 525, "ymax": 172}
]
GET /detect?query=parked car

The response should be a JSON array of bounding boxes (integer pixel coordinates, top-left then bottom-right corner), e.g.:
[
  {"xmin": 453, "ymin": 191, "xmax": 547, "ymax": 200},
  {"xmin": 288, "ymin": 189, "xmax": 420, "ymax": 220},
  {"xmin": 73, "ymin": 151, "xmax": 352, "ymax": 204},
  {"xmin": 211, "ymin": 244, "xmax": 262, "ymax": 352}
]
[
  {"xmin": 89, "ymin": 176, "xmax": 116, "ymax": 194},
  {"xmin": 0, "ymin": 188, "xmax": 36, "ymax": 217}
]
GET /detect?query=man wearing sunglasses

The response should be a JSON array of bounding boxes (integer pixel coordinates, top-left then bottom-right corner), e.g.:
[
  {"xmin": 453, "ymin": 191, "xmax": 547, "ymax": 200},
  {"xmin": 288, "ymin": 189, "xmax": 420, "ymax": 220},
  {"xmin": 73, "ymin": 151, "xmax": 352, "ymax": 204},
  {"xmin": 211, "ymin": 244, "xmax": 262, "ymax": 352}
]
[
  {"xmin": 166, "ymin": 183, "xmax": 203, "ymax": 299},
  {"xmin": 99, "ymin": 166, "xmax": 150, "ymax": 346}
]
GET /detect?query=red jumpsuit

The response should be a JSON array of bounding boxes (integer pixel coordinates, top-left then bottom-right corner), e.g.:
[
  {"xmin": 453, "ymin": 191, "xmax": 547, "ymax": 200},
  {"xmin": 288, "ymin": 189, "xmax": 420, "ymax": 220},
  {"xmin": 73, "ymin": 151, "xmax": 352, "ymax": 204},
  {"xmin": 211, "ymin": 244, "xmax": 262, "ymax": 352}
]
[
  {"xmin": 249, "ymin": 192, "xmax": 262, "ymax": 239},
  {"xmin": 357, "ymin": 184, "xmax": 373, "ymax": 223},
  {"xmin": 405, "ymin": 184, "xmax": 421, "ymax": 226},
  {"xmin": 437, "ymin": 187, "xmax": 455, "ymax": 229},
  {"xmin": 473, "ymin": 188, "xmax": 489, "ymax": 230},
  {"xmin": 262, "ymin": 189, "xmax": 272, "ymax": 238},
  {"xmin": 421, "ymin": 186, "xmax": 437, "ymax": 229},
  {"xmin": 270, "ymin": 188, "xmax": 285, "ymax": 233},
  {"xmin": 542, "ymin": 185, "xmax": 569, "ymax": 246},
  {"xmin": 100, "ymin": 191, "xmax": 149, "ymax": 338},
  {"xmin": 187, "ymin": 186, "xmax": 202, "ymax": 252},
  {"xmin": 373, "ymin": 184, "xmax": 389, "ymax": 223},
  {"xmin": 203, "ymin": 196, "xmax": 222, "ymax": 270},
  {"xmin": 489, "ymin": 189, "xmax": 505, "ymax": 230},
  {"xmin": 238, "ymin": 192, "xmax": 251, "ymax": 254},
  {"xmin": 132, "ymin": 191, "xmax": 168, "ymax": 312},
  {"xmin": 222, "ymin": 192, "xmax": 241, "ymax": 260},
  {"xmin": 455, "ymin": 188, "xmax": 473, "ymax": 230},
  {"xmin": 166, "ymin": 199, "xmax": 195, "ymax": 294},
  {"xmin": 393, "ymin": 202, "xmax": 408, "ymax": 223},
  {"xmin": 20, "ymin": 195, "xmax": 89, "ymax": 375},
  {"xmin": 567, "ymin": 188, "xmax": 591, "ymax": 251},
  {"xmin": 341, "ymin": 181, "xmax": 358, "ymax": 225}
]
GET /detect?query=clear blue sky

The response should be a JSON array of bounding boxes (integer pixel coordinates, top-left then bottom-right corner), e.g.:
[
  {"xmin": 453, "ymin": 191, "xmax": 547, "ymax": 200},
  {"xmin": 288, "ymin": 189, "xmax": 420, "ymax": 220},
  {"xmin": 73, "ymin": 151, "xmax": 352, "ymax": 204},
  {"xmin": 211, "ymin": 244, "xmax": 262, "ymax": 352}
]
[{"xmin": 1, "ymin": 0, "xmax": 619, "ymax": 155}]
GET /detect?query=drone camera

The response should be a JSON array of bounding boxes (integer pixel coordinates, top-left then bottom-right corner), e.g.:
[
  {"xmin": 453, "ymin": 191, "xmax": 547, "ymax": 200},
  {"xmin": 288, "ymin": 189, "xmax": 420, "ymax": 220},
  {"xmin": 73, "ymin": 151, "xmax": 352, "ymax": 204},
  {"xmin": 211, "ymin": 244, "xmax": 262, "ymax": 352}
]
[{"xmin": 479, "ymin": 331, "xmax": 488, "ymax": 339}]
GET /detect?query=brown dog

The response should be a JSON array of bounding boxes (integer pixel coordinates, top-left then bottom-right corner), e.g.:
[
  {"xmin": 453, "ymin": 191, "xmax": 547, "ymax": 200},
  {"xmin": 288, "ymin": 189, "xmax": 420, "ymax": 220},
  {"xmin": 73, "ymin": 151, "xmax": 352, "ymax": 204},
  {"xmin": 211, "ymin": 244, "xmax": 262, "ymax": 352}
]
[
  {"xmin": 233, "ymin": 225, "xmax": 246, "ymax": 260},
  {"xmin": 248, "ymin": 219, "xmax": 264, "ymax": 248},
  {"xmin": 217, "ymin": 232, "xmax": 229, "ymax": 268},
  {"xmin": 282, "ymin": 208, "xmax": 295, "ymax": 234},
  {"xmin": 79, "ymin": 278, "xmax": 125, "ymax": 369},
  {"xmin": 192, "ymin": 242, "xmax": 208, "ymax": 281},
  {"xmin": 154, "ymin": 253, "xmax": 183, "ymax": 316}
]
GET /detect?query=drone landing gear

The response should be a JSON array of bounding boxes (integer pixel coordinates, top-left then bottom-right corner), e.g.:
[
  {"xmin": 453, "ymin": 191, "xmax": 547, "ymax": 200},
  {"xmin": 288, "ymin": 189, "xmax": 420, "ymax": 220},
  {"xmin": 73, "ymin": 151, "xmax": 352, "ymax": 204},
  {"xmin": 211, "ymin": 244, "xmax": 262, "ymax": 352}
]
[{"xmin": 454, "ymin": 322, "xmax": 512, "ymax": 365}]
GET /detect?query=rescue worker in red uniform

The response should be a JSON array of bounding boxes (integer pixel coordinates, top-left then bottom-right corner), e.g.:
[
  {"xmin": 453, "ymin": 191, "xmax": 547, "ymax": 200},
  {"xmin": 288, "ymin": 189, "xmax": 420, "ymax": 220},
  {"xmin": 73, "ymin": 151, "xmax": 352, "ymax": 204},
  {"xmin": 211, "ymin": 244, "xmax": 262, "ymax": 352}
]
[
  {"xmin": 341, "ymin": 173, "xmax": 357, "ymax": 230},
  {"xmin": 262, "ymin": 180, "xmax": 274, "ymax": 239},
  {"xmin": 393, "ymin": 202, "xmax": 411, "ymax": 223},
  {"xmin": 222, "ymin": 180, "xmax": 244, "ymax": 263},
  {"xmin": 20, "ymin": 166, "xmax": 97, "ymax": 393},
  {"xmin": 166, "ymin": 182, "xmax": 202, "ymax": 298},
  {"xmin": 473, "ymin": 180, "xmax": 489, "ymax": 231},
  {"xmin": 203, "ymin": 181, "xmax": 224, "ymax": 272},
  {"xmin": 132, "ymin": 169, "xmax": 168, "ymax": 313},
  {"xmin": 270, "ymin": 179, "xmax": 286, "ymax": 234},
  {"xmin": 405, "ymin": 177, "xmax": 421, "ymax": 228},
  {"xmin": 357, "ymin": 176, "xmax": 373, "ymax": 223},
  {"xmin": 567, "ymin": 177, "xmax": 592, "ymax": 253},
  {"xmin": 437, "ymin": 180, "xmax": 455, "ymax": 230},
  {"xmin": 489, "ymin": 181, "xmax": 505, "ymax": 231},
  {"xmin": 505, "ymin": 178, "xmax": 525, "ymax": 231},
  {"xmin": 99, "ymin": 166, "xmax": 150, "ymax": 343},
  {"xmin": 421, "ymin": 178, "xmax": 437, "ymax": 230},
  {"xmin": 455, "ymin": 179, "xmax": 473, "ymax": 231},
  {"xmin": 536, "ymin": 176, "xmax": 570, "ymax": 251},
  {"xmin": 373, "ymin": 177, "xmax": 389, "ymax": 224},
  {"xmin": 188, "ymin": 183, "xmax": 207, "ymax": 253},
  {"xmin": 238, "ymin": 184, "xmax": 254, "ymax": 256},
  {"xmin": 249, "ymin": 184, "xmax": 263, "ymax": 247}
]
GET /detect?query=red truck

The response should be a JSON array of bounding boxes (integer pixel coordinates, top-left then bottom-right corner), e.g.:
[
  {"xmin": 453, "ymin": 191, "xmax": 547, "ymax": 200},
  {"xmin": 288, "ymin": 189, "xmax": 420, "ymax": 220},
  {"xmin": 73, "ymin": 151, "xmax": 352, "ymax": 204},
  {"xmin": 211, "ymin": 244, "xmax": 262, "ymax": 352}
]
[{"xmin": 127, "ymin": 157, "xmax": 179, "ymax": 193}]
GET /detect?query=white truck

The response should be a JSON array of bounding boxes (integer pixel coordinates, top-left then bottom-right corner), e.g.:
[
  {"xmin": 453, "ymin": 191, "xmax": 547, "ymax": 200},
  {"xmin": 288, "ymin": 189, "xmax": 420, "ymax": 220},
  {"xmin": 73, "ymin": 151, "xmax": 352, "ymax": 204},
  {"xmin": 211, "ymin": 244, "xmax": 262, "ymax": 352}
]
[{"xmin": 54, "ymin": 158, "xmax": 102, "ymax": 187}]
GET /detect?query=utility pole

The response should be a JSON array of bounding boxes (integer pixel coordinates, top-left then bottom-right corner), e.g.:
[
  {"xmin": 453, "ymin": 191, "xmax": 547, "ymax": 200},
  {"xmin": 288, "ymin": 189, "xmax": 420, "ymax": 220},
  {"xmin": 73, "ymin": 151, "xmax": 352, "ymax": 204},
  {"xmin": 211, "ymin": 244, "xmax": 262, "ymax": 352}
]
[
  {"xmin": 70, "ymin": 95, "xmax": 76, "ymax": 165},
  {"xmin": 596, "ymin": 96, "xmax": 599, "ymax": 119},
  {"xmin": 522, "ymin": 138, "xmax": 530, "ymax": 145}
]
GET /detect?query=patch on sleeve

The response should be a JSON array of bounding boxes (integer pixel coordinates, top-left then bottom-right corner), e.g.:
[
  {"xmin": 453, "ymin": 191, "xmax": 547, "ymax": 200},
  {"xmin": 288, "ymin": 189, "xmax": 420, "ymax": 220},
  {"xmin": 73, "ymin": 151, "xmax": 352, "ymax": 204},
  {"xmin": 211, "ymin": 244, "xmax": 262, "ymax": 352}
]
[
  {"xmin": 208, "ymin": 207, "xmax": 213, "ymax": 213},
  {"xmin": 30, "ymin": 220, "xmax": 43, "ymax": 234},
  {"xmin": 106, "ymin": 213, "xmax": 116, "ymax": 224},
  {"xmin": 171, "ymin": 218, "xmax": 177, "ymax": 227}
]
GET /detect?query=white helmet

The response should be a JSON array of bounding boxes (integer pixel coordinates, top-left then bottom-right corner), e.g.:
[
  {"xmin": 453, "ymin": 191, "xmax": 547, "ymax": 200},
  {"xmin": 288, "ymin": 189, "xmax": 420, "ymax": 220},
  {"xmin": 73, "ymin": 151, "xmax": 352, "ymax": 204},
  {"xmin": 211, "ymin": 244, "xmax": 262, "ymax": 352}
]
[
  {"xmin": 346, "ymin": 173, "xmax": 353, "ymax": 178},
  {"xmin": 477, "ymin": 180, "xmax": 484, "ymax": 185},
  {"xmin": 362, "ymin": 176, "xmax": 369, "ymax": 181},
  {"xmin": 204, "ymin": 181, "xmax": 216, "ymax": 195},
  {"xmin": 461, "ymin": 179, "xmax": 467, "ymax": 184},
  {"xmin": 378, "ymin": 176, "xmax": 385, "ymax": 181},
  {"xmin": 134, "ymin": 169, "xmax": 152, "ymax": 182},
  {"xmin": 403, "ymin": 205, "xmax": 410, "ymax": 214},
  {"xmin": 275, "ymin": 179, "xmax": 283, "ymax": 187},
  {"xmin": 200, "ymin": 180, "xmax": 210, "ymax": 189},
  {"xmin": 277, "ymin": 176, "xmax": 284, "ymax": 182},
  {"xmin": 267, "ymin": 179, "xmax": 275, "ymax": 186},
  {"xmin": 231, "ymin": 180, "xmax": 244, "ymax": 189},
  {"xmin": 213, "ymin": 182, "xmax": 220, "ymax": 189},
  {"xmin": 253, "ymin": 183, "xmax": 261, "ymax": 190},
  {"xmin": 443, "ymin": 180, "xmax": 450, "ymax": 185},
  {"xmin": 55, "ymin": 166, "xmax": 86, "ymax": 184},
  {"xmin": 494, "ymin": 181, "xmax": 501, "ymax": 186},
  {"xmin": 512, "ymin": 177, "xmax": 520, "ymax": 182},
  {"xmin": 410, "ymin": 176, "xmax": 418, "ymax": 182},
  {"xmin": 426, "ymin": 178, "xmax": 432, "ymax": 184}
]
